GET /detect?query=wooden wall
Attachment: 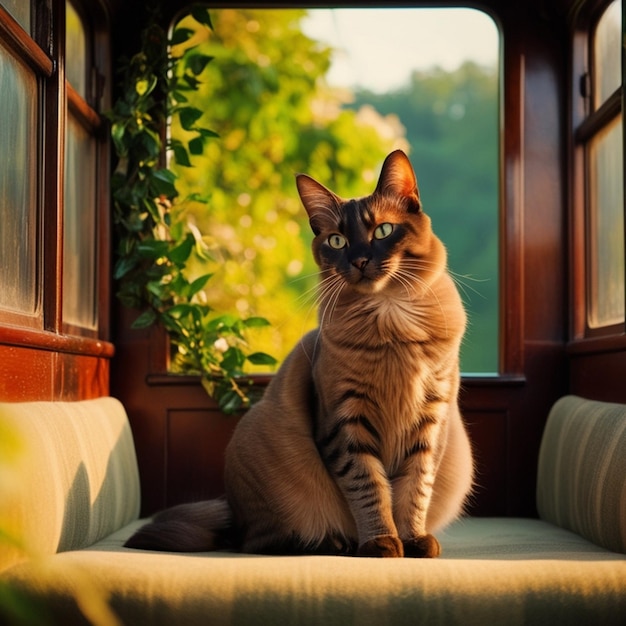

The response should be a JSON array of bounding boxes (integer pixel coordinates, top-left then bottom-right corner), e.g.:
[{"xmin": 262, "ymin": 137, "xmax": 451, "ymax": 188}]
[{"xmin": 111, "ymin": 0, "xmax": 574, "ymax": 518}]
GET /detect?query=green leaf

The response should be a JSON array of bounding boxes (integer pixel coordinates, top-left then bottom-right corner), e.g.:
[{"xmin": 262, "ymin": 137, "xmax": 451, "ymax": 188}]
[
  {"xmin": 170, "ymin": 27, "xmax": 194, "ymax": 45},
  {"xmin": 113, "ymin": 255, "xmax": 138, "ymax": 280},
  {"xmin": 221, "ymin": 347, "xmax": 246, "ymax": 372},
  {"xmin": 198, "ymin": 128, "xmax": 220, "ymax": 139},
  {"xmin": 168, "ymin": 233, "xmax": 194, "ymax": 264},
  {"xmin": 190, "ymin": 6, "xmax": 213, "ymax": 29},
  {"xmin": 189, "ymin": 273, "xmax": 213, "ymax": 297},
  {"xmin": 243, "ymin": 316, "xmax": 271, "ymax": 329},
  {"xmin": 247, "ymin": 352, "xmax": 278, "ymax": 366},
  {"xmin": 188, "ymin": 135, "xmax": 204, "ymax": 155},
  {"xmin": 137, "ymin": 239, "xmax": 170, "ymax": 259},
  {"xmin": 171, "ymin": 142, "xmax": 192, "ymax": 167},
  {"xmin": 179, "ymin": 106, "xmax": 204, "ymax": 131},
  {"xmin": 186, "ymin": 54, "xmax": 214, "ymax": 76},
  {"xmin": 131, "ymin": 308, "xmax": 157, "ymax": 329},
  {"xmin": 148, "ymin": 168, "xmax": 178, "ymax": 197},
  {"xmin": 166, "ymin": 303, "xmax": 196, "ymax": 319},
  {"xmin": 111, "ymin": 121, "xmax": 128, "ymax": 154},
  {"xmin": 218, "ymin": 390, "xmax": 243, "ymax": 415}
]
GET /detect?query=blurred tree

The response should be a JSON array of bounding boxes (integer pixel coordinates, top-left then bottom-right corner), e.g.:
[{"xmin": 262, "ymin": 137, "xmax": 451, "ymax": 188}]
[
  {"xmin": 170, "ymin": 8, "xmax": 404, "ymax": 365},
  {"xmin": 171, "ymin": 9, "xmax": 498, "ymax": 373},
  {"xmin": 351, "ymin": 62, "xmax": 499, "ymax": 372}
]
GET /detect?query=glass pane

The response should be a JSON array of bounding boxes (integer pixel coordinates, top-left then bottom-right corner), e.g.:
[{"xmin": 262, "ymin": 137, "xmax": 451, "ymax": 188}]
[
  {"xmin": 588, "ymin": 115, "xmax": 625, "ymax": 328},
  {"xmin": 0, "ymin": 0, "xmax": 30, "ymax": 32},
  {"xmin": 594, "ymin": 0, "xmax": 622, "ymax": 108},
  {"xmin": 66, "ymin": 0, "xmax": 87, "ymax": 98},
  {"xmin": 170, "ymin": 8, "xmax": 500, "ymax": 373},
  {"xmin": 0, "ymin": 47, "xmax": 38, "ymax": 314},
  {"xmin": 63, "ymin": 114, "xmax": 97, "ymax": 329}
]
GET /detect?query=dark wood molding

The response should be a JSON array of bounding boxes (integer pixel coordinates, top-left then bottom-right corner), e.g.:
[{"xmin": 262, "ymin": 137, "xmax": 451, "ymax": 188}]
[{"xmin": 0, "ymin": 5, "xmax": 53, "ymax": 76}]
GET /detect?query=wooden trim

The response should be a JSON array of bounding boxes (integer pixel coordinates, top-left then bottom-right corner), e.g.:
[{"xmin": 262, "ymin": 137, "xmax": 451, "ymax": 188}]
[
  {"xmin": 0, "ymin": 5, "xmax": 54, "ymax": 76},
  {"xmin": 0, "ymin": 325, "xmax": 114, "ymax": 358},
  {"xmin": 567, "ymin": 332, "xmax": 626, "ymax": 354},
  {"xmin": 574, "ymin": 88, "xmax": 621, "ymax": 142},
  {"xmin": 67, "ymin": 83, "xmax": 103, "ymax": 131},
  {"xmin": 500, "ymin": 35, "xmax": 525, "ymax": 375},
  {"xmin": 42, "ymin": 0, "xmax": 65, "ymax": 335}
]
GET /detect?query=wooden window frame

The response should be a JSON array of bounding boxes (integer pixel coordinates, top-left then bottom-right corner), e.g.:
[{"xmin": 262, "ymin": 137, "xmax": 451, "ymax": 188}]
[
  {"xmin": 0, "ymin": 0, "xmax": 113, "ymax": 358},
  {"xmin": 570, "ymin": 0, "xmax": 625, "ymax": 343}
]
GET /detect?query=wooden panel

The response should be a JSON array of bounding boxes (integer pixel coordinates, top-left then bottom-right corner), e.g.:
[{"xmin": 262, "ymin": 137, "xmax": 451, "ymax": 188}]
[
  {"xmin": 462, "ymin": 409, "xmax": 508, "ymax": 516},
  {"xmin": 110, "ymin": 0, "xmax": 573, "ymax": 521},
  {"xmin": 0, "ymin": 344, "xmax": 110, "ymax": 401},
  {"xmin": 166, "ymin": 409, "xmax": 239, "ymax": 506},
  {"xmin": 569, "ymin": 345, "xmax": 626, "ymax": 404}
]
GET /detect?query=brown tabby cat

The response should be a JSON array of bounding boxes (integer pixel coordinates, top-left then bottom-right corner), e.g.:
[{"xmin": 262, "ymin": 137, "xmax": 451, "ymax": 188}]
[{"xmin": 126, "ymin": 150, "xmax": 473, "ymax": 558}]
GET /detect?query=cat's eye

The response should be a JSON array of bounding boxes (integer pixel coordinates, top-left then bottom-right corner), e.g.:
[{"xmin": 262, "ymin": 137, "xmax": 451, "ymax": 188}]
[
  {"xmin": 328, "ymin": 234, "xmax": 347, "ymax": 249},
  {"xmin": 374, "ymin": 223, "xmax": 394, "ymax": 240}
]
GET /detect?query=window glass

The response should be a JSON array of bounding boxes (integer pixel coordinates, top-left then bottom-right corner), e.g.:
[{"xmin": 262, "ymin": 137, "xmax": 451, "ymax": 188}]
[
  {"xmin": 0, "ymin": 1, "xmax": 30, "ymax": 32},
  {"xmin": 171, "ymin": 7, "xmax": 500, "ymax": 373},
  {"xmin": 62, "ymin": 115, "xmax": 97, "ymax": 329},
  {"xmin": 594, "ymin": 0, "xmax": 621, "ymax": 108},
  {"xmin": 66, "ymin": 1, "xmax": 87, "ymax": 98},
  {"xmin": 0, "ymin": 45, "xmax": 38, "ymax": 314},
  {"xmin": 588, "ymin": 115, "xmax": 624, "ymax": 328}
]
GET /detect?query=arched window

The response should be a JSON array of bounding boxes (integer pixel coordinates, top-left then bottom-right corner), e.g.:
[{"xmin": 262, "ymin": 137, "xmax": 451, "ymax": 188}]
[{"xmin": 168, "ymin": 6, "xmax": 501, "ymax": 374}]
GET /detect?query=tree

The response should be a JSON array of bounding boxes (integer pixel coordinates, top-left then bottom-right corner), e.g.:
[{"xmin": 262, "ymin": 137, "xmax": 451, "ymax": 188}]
[
  {"xmin": 351, "ymin": 63, "xmax": 500, "ymax": 372},
  {"xmin": 171, "ymin": 8, "xmax": 404, "ymax": 364}
]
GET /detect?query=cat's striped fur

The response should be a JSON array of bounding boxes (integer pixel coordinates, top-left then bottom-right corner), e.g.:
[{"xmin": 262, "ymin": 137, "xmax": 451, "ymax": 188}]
[{"xmin": 126, "ymin": 150, "xmax": 473, "ymax": 558}]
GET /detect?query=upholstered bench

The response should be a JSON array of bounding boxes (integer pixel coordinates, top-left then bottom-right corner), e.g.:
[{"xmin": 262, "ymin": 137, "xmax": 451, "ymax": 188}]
[{"xmin": 1, "ymin": 395, "xmax": 625, "ymax": 625}]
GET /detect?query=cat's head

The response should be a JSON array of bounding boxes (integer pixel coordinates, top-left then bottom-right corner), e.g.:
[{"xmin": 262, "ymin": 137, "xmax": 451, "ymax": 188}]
[{"xmin": 296, "ymin": 150, "xmax": 445, "ymax": 295}]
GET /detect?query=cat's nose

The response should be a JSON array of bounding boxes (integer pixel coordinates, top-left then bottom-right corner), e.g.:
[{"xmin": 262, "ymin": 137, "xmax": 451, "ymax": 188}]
[{"xmin": 351, "ymin": 257, "xmax": 369, "ymax": 271}]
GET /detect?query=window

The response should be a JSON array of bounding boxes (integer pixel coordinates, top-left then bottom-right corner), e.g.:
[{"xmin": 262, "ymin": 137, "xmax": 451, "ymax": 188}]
[
  {"xmin": 170, "ymin": 7, "xmax": 500, "ymax": 373},
  {"xmin": 0, "ymin": 0, "xmax": 109, "ymax": 338},
  {"xmin": 0, "ymin": 2, "xmax": 46, "ymax": 327},
  {"xmin": 574, "ymin": 0, "xmax": 624, "ymax": 335},
  {"xmin": 63, "ymin": 0, "xmax": 100, "ymax": 332},
  {"xmin": 0, "ymin": 43, "xmax": 39, "ymax": 318}
]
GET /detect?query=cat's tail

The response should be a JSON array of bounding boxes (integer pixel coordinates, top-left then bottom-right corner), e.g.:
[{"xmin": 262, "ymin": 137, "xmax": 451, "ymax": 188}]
[{"xmin": 124, "ymin": 497, "xmax": 234, "ymax": 552}]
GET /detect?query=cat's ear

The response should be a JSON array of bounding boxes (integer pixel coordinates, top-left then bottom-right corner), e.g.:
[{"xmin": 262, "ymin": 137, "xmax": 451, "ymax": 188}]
[
  {"xmin": 296, "ymin": 174, "xmax": 342, "ymax": 235},
  {"xmin": 374, "ymin": 150, "xmax": 421, "ymax": 213}
]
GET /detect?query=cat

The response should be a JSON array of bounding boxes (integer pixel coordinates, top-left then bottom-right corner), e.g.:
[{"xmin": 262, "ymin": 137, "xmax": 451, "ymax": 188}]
[{"xmin": 125, "ymin": 149, "xmax": 474, "ymax": 558}]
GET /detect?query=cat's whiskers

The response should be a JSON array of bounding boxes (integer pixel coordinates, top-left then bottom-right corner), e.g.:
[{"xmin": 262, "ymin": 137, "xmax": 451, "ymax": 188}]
[
  {"xmin": 401, "ymin": 258, "xmax": 487, "ymax": 302},
  {"xmin": 318, "ymin": 276, "xmax": 345, "ymax": 330},
  {"xmin": 391, "ymin": 266, "xmax": 450, "ymax": 338}
]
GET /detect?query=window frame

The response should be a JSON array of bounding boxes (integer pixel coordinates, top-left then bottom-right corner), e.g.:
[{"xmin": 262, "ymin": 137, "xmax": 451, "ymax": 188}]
[
  {"xmin": 62, "ymin": 0, "xmax": 110, "ymax": 338},
  {"xmin": 570, "ymin": 0, "xmax": 625, "ymax": 341},
  {"xmin": 0, "ymin": 0, "xmax": 112, "ymax": 352}
]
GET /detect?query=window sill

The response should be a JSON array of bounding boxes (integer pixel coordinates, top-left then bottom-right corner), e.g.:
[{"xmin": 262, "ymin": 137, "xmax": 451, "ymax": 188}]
[
  {"xmin": 0, "ymin": 325, "xmax": 114, "ymax": 357},
  {"xmin": 567, "ymin": 333, "xmax": 626, "ymax": 356}
]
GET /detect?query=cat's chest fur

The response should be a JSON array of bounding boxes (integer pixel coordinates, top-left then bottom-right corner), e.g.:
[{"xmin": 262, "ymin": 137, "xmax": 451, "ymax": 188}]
[{"xmin": 312, "ymin": 282, "xmax": 463, "ymax": 473}]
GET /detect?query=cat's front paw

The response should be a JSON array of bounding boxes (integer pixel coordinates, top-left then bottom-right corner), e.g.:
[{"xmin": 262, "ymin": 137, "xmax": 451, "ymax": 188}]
[
  {"xmin": 403, "ymin": 534, "xmax": 441, "ymax": 558},
  {"xmin": 357, "ymin": 535, "xmax": 404, "ymax": 558}
]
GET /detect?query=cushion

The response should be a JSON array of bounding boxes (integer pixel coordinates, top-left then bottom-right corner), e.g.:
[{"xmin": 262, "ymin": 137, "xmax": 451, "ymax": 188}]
[
  {"xmin": 1, "ymin": 517, "xmax": 625, "ymax": 625},
  {"xmin": 536, "ymin": 395, "xmax": 626, "ymax": 553},
  {"xmin": 0, "ymin": 397, "xmax": 140, "ymax": 572}
]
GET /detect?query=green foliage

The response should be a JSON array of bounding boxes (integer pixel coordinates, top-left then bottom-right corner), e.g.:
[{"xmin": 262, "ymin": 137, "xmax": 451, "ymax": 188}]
[
  {"xmin": 170, "ymin": 9, "xmax": 403, "ymax": 363},
  {"xmin": 106, "ymin": 9, "xmax": 276, "ymax": 414},
  {"xmin": 350, "ymin": 63, "xmax": 500, "ymax": 373}
]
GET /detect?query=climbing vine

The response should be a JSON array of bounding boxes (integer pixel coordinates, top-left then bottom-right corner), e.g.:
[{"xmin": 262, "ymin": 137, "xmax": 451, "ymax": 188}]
[{"xmin": 106, "ymin": 6, "xmax": 275, "ymax": 414}]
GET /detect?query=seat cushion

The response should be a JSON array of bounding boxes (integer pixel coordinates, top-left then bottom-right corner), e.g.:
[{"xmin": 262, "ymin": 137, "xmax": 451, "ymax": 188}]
[
  {"xmin": 0, "ymin": 397, "xmax": 140, "ymax": 572},
  {"xmin": 536, "ymin": 395, "xmax": 626, "ymax": 553},
  {"xmin": 2, "ymin": 517, "xmax": 625, "ymax": 626}
]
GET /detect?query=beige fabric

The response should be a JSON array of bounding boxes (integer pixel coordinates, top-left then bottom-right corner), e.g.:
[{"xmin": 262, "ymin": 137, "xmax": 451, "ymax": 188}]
[
  {"xmin": 2, "ymin": 517, "xmax": 625, "ymax": 626},
  {"xmin": 536, "ymin": 395, "xmax": 626, "ymax": 553},
  {"xmin": 0, "ymin": 398, "xmax": 140, "ymax": 571}
]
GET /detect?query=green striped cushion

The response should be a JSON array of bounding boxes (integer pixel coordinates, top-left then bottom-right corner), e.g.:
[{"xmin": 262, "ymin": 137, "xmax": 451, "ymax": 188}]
[
  {"xmin": 0, "ymin": 397, "xmax": 140, "ymax": 571},
  {"xmin": 537, "ymin": 395, "xmax": 626, "ymax": 554}
]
